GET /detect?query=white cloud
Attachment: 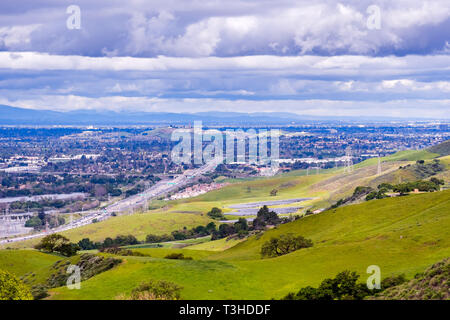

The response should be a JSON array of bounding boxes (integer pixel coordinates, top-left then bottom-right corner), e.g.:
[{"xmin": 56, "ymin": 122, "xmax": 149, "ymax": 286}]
[
  {"xmin": 0, "ymin": 24, "xmax": 41, "ymax": 47},
  {"xmin": 1, "ymin": 52, "xmax": 449, "ymax": 77}
]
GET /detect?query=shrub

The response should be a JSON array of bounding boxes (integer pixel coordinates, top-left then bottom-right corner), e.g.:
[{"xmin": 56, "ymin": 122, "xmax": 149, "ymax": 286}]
[
  {"xmin": 381, "ymin": 274, "xmax": 407, "ymax": 289},
  {"xmin": 30, "ymin": 284, "xmax": 49, "ymax": 300},
  {"xmin": 0, "ymin": 269, "xmax": 33, "ymax": 300},
  {"xmin": 46, "ymin": 254, "xmax": 121, "ymax": 288},
  {"xmin": 118, "ymin": 280, "xmax": 183, "ymax": 300},
  {"xmin": 100, "ymin": 247, "xmax": 148, "ymax": 257},
  {"xmin": 164, "ymin": 253, "xmax": 192, "ymax": 260}
]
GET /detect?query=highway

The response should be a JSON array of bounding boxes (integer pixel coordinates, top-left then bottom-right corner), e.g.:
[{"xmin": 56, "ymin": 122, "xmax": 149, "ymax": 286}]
[{"xmin": 0, "ymin": 159, "xmax": 220, "ymax": 244}]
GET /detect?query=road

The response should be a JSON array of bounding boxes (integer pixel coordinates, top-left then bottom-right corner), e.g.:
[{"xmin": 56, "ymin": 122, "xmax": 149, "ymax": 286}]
[{"xmin": 0, "ymin": 160, "xmax": 220, "ymax": 244}]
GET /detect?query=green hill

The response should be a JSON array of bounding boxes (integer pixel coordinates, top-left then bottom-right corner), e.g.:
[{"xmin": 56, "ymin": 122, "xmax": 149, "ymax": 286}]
[
  {"xmin": 370, "ymin": 257, "xmax": 449, "ymax": 300},
  {"xmin": 42, "ymin": 189, "xmax": 450, "ymax": 300},
  {"xmin": 0, "ymin": 250, "xmax": 61, "ymax": 277},
  {"xmin": 428, "ymin": 139, "xmax": 450, "ymax": 156}
]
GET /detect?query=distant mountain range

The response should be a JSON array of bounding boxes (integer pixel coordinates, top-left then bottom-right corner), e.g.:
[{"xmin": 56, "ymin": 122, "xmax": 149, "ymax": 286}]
[{"xmin": 0, "ymin": 105, "xmax": 441, "ymax": 126}]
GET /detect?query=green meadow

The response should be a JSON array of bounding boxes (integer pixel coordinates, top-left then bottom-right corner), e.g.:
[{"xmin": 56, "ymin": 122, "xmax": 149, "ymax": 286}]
[{"xmin": 42, "ymin": 189, "xmax": 450, "ymax": 299}]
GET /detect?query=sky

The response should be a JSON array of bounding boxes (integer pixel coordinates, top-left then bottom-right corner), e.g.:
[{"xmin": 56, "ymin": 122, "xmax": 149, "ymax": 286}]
[{"xmin": 0, "ymin": 0, "xmax": 449, "ymax": 118}]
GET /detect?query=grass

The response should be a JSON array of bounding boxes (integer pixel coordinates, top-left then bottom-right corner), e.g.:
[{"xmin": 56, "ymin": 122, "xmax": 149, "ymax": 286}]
[
  {"xmin": 122, "ymin": 236, "xmax": 211, "ymax": 249},
  {"xmin": 128, "ymin": 248, "xmax": 216, "ymax": 259},
  {"xmin": 0, "ymin": 249, "xmax": 63, "ymax": 288},
  {"xmin": 45, "ymin": 190, "xmax": 450, "ymax": 300},
  {"xmin": 185, "ymin": 237, "xmax": 246, "ymax": 251},
  {"xmin": 0, "ymin": 250, "xmax": 61, "ymax": 278}
]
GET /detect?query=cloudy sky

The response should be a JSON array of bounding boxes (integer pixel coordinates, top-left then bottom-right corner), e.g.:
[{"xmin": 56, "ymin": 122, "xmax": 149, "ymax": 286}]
[{"xmin": 0, "ymin": 0, "xmax": 449, "ymax": 118}]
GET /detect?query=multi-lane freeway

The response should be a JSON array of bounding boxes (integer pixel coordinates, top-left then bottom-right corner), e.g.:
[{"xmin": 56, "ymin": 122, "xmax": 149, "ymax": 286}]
[{"xmin": 0, "ymin": 160, "xmax": 220, "ymax": 244}]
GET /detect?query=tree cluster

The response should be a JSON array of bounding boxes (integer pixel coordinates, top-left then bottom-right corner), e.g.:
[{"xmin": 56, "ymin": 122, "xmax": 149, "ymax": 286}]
[
  {"xmin": 77, "ymin": 234, "xmax": 139, "ymax": 250},
  {"xmin": 282, "ymin": 270, "xmax": 408, "ymax": 300}
]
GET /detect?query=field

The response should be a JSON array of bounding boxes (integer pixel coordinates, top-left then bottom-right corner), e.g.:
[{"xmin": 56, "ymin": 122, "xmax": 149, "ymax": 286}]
[{"xmin": 185, "ymin": 237, "xmax": 245, "ymax": 251}]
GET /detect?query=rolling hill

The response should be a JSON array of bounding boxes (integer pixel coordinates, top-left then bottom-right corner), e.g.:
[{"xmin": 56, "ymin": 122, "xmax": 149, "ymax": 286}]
[
  {"xmin": 428, "ymin": 139, "xmax": 450, "ymax": 156},
  {"xmin": 39, "ymin": 189, "xmax": 450, "ymax": 299}
]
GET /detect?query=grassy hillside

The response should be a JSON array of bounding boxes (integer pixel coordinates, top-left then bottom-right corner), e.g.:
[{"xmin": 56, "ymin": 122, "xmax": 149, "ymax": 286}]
[
  {"xmin": 428, "ymin": 139, "xmax": 450, "ymax": 156},
  {"xmin": 354, "ymin": 150, "xmax": 439, "ymax": 170},
  {"xmin": 0, "ymin": 249, "xmax": 63, "ymax": 289},
  {"xmin": 0, "ymin": 250, "xmax": 61, "ymax": 277},
  {"xmin": 185, "ymin": 237, "xmax": 245, "ymax": 251},
  {"xmin": 211, "ymin": 190, "xmax": 450, "ymax": 261},
  {"xmin": 45, "ymin": 190, "xmax": 450, "ymax": 300},
  {"xmin": 370, "ymin": 257, "xmax": 449, "ymax": 300}
]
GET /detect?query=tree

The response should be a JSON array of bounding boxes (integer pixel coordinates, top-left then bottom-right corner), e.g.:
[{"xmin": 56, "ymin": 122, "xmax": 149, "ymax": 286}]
[
  {"xmin": 0, "ymin": 269, "xmax": 33, "ymax": 300},
  {"xmin": 103, "ymin": 237, "xmax": 114, "ymax": 248},
  {"xmin": 35, "ymin": 234, "xmax": 68, "ymax": 252},
  {"xmin": 205, "ymin": 222, "xmax": 217, "ymax": 234},
  {"xmin": 171, "ymin": 230, "xmax": 187, "ymax": 240},
  {"xmin": 57, "ymin": 243, "xmax": 80, "ymax": 257},
  {"xmin": 253, "ymin": 205, "xmax": 280, "ymax": 228},
  {"xmin": 212, "ymin": 223, "xmax": 236, "ymax": 240},
  {"xmin": 261, "ymin": 234, "xmax": 313, "ymax": 258},
  {"xmin": 34, "ymin": 234, "xmax": 79, "ymax": 257},
  {"xmin": 207, "ymin": 207, "xmax": 225, "ymax": 220},
  {"xmin": 78, "ymin": 238, "xmax": 96, "ymax": 250},
  {"xmin": 37, "ymin": 208, "xmax": 46, "ymax": 224},
  {"xmin": 25, "ymin": 216, "xmax": 43, "ymax": 229},
  {"xmin": 234, "ymin": 218, "xmax": 248, "ymax": 232},
  {"xmin": 430, "ymin": 177, "xmax": 444, "ymax": 186}
]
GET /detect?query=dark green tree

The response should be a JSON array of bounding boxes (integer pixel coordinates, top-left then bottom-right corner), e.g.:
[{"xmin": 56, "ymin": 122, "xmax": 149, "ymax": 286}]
[
  {"xmin": 261, "ymin": 234, "xmax": 313, "ymax": 258},
  {"xmin": 207, "ymin": 207, "xmax": 225, "ymax": 220}
]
